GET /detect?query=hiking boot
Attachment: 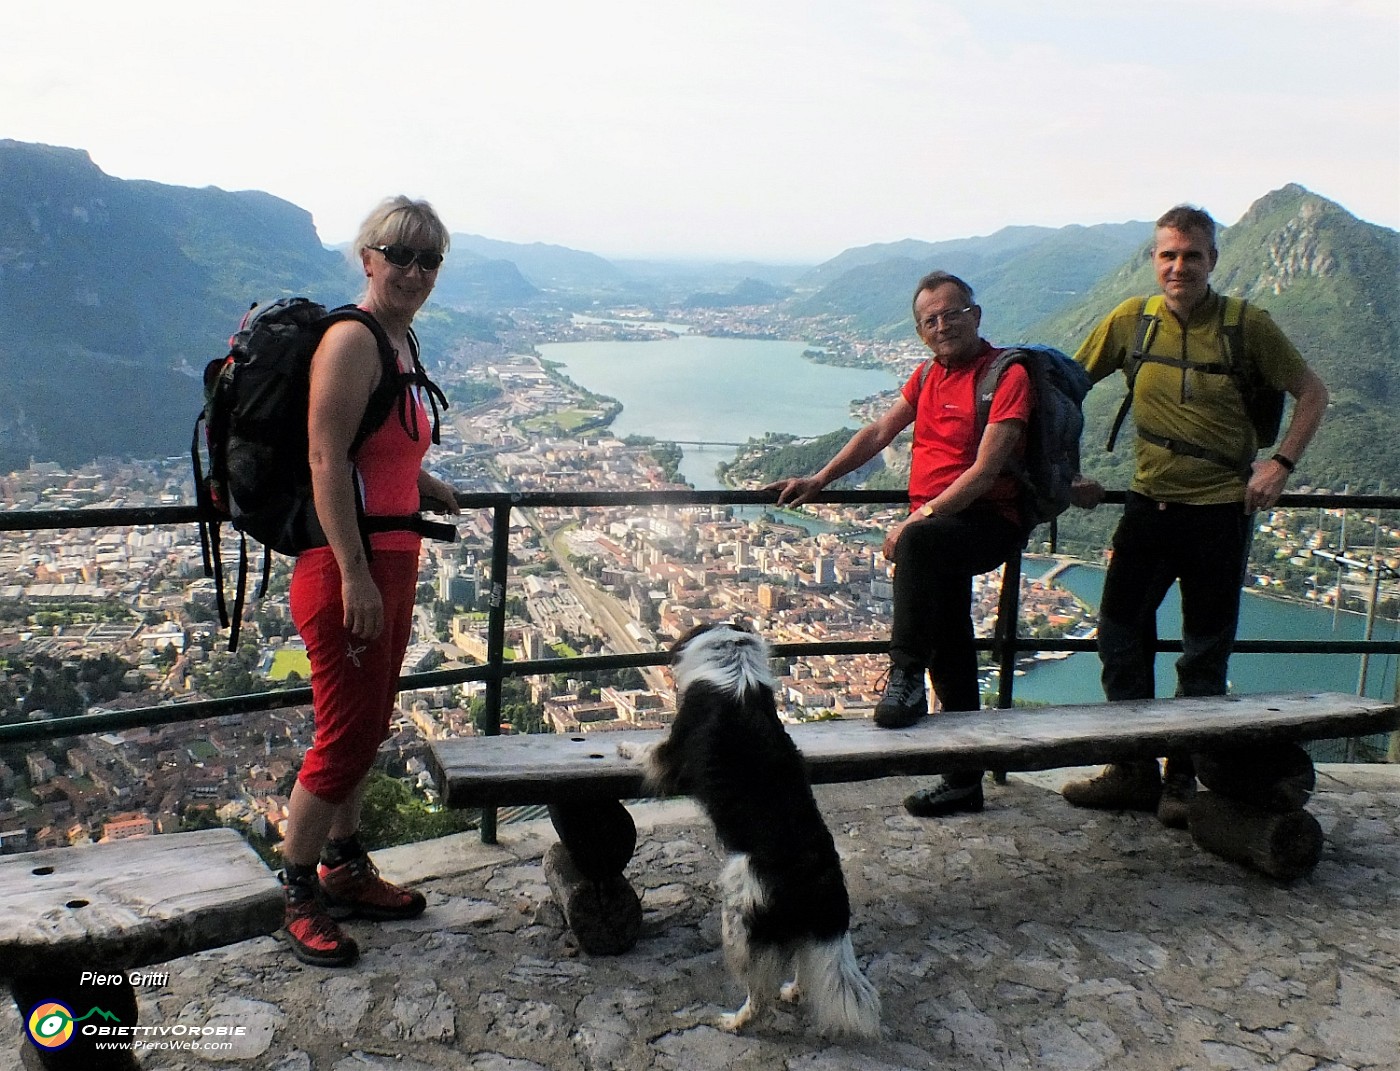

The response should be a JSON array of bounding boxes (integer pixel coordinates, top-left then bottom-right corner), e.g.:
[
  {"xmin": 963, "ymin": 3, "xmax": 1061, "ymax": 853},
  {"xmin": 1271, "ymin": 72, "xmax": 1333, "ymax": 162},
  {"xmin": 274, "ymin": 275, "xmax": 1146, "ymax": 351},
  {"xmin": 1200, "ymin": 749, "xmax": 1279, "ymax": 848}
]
[
  {"xmin": 1156, "ymin": 771, "xmax": 1197, "ymax": 830},
  {"xmin": 904, "ymin": 779, "xmax": 984, "ymax": 817},
  {"xmin": 1061, "ymin": 761, "xmax": 1162, "ymax": 812},
  {"xmin": 283, "ymin": 889, "xmax": 359, "ymax": 967},
  {"xmin": 319, "ymin": 854, "xmax": 427, "ymax": 921},
  {"xmin": 874, "ymin": 665, "xmax": 928, "ymax": 728}
]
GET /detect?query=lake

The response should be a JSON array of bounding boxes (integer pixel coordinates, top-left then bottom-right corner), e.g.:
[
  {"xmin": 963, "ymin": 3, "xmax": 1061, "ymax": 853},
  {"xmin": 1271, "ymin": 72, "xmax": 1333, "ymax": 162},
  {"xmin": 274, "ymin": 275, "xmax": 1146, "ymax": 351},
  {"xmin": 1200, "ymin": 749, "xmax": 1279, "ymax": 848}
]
[
  {"xmin": 540, "ymin": 334, "xmax": 899, "ymax": 487},
  {"xmin": 1016, "ymin": 560, "xmax": 1399, "ymax": 706}
]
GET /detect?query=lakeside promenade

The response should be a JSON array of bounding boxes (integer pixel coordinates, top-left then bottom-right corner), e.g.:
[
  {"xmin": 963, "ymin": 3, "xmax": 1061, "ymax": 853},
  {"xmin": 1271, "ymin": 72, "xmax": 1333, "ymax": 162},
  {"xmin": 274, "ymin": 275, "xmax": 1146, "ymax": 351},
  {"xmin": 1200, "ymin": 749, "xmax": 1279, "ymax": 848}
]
[{"xmin": 5, "ymin": 764, "xmax": 1395, "ymax": 1071}]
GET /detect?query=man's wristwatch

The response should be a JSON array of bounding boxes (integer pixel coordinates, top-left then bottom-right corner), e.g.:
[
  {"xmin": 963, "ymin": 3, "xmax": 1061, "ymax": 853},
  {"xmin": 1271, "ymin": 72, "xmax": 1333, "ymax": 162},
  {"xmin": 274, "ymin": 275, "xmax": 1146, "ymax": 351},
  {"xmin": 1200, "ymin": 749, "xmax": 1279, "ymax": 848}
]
[{"xmin": 1271, "ymin": 453, "xmax": 1296, "ymax": 473}]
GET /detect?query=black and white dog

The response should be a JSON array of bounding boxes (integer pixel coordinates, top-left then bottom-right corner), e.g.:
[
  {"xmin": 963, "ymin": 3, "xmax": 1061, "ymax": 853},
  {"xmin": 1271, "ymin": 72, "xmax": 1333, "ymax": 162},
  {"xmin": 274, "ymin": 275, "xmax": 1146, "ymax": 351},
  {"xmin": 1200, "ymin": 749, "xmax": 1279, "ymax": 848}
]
[{"xmin": 619, "ymin": 623, "xmax": 881, "ymax": 1037}]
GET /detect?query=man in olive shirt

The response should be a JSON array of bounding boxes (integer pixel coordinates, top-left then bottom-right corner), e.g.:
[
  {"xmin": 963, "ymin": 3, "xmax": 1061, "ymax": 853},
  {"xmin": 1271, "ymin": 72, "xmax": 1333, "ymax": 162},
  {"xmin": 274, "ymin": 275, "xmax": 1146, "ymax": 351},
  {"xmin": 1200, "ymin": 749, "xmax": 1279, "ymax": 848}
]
[{"xmin": 1065, "ymin": 205, "xmax": 1329, "ymax": 828}]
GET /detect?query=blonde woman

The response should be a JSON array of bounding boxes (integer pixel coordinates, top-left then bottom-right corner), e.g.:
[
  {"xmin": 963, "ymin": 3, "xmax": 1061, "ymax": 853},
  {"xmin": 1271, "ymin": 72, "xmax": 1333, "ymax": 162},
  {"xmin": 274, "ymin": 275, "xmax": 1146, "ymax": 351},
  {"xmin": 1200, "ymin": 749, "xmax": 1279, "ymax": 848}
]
[{"xmin": 280, "ymin": 196, "xmax": 459, "ymax": 966}]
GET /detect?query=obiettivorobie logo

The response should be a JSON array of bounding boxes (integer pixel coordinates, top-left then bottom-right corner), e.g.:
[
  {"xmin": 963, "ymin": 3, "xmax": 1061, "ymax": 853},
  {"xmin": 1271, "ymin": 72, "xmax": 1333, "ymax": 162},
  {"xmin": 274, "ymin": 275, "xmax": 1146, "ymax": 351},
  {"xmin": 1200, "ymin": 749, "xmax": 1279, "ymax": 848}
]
[
  {"xmin": 25, "ymin": 999, "xmax": 247, "ymax": 1053},
  {"xmin": 25, "ymin": 1002, "xmax": 121, "ymax": 1050}
]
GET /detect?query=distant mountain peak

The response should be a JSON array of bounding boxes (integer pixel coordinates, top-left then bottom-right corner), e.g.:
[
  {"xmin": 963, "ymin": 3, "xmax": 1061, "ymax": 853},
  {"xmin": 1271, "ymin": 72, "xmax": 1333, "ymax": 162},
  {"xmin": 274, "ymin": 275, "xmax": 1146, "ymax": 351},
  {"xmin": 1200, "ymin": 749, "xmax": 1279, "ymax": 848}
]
[{"xmin": 1235, "ymin": 182, "xmax": 1321, "ymax": 223}]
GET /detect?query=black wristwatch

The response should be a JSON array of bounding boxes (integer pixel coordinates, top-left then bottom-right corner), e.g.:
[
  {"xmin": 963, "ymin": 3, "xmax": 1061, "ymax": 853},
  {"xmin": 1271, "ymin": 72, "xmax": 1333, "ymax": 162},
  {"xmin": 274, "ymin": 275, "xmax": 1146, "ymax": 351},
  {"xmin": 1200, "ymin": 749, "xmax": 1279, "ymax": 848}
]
[{"xmin": 1271, "ymin": 453, "xmax": 1296, "ymax": 473}]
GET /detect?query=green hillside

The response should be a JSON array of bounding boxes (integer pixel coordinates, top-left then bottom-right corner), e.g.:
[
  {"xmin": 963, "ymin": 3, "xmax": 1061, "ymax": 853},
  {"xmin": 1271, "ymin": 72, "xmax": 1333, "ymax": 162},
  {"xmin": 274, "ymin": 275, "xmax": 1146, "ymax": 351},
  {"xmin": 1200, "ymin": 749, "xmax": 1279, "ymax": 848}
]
[
  {"xmin": 0, "ymin": 141, "xmax": 501, "ymax": 468},
  {"xmin": 791, "ymin": 222, "xmax": 1152, "ymax": 342}
]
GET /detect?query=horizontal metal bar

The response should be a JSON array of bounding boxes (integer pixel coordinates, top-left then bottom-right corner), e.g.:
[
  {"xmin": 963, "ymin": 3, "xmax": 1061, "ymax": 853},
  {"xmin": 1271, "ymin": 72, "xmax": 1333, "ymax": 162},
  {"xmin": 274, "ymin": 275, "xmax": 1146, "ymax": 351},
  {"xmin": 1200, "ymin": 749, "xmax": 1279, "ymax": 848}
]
[{"xmin": 5, "ymin": 490, "xmax": 1400, "ymax": 532}]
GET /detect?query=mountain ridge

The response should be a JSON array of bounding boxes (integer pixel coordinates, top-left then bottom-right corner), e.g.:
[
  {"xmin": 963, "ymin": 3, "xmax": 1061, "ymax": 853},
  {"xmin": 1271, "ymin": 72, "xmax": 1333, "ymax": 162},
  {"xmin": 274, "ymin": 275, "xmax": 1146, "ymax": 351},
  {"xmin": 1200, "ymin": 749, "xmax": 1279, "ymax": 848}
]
[{"xmin": 1, "ymin": 141, "xmax": 1394, "ymax": 489}]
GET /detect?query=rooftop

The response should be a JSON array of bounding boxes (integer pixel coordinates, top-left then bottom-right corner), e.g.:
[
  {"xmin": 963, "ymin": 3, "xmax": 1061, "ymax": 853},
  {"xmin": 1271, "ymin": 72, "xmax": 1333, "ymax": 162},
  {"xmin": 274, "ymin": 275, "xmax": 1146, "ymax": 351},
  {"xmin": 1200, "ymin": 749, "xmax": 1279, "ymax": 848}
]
[{"xmin": 4, "ymin": 764, "xmax": 1398, "ymax": 1071}]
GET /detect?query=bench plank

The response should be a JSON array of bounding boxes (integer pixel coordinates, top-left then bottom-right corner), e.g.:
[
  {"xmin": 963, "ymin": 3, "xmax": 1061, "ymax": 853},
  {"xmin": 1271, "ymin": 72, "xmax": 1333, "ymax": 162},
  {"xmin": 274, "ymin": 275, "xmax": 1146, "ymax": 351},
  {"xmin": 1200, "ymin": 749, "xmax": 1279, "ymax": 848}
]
[
  {"xmin": 429, "ymin": 691, "xmax": 1400, "ymax": 808},
  {"xmin": 0, "ymin": 827, "xmax": 283, "ymax": 979}
]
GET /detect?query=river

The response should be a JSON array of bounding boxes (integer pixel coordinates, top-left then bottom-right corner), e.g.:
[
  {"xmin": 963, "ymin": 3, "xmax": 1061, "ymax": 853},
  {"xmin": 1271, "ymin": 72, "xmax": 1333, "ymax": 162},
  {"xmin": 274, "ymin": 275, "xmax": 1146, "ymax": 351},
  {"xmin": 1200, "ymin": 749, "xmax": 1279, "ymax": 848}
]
[{"xmin": 541, "ymin": 331, "xmax": 1398, "ymax": 706}]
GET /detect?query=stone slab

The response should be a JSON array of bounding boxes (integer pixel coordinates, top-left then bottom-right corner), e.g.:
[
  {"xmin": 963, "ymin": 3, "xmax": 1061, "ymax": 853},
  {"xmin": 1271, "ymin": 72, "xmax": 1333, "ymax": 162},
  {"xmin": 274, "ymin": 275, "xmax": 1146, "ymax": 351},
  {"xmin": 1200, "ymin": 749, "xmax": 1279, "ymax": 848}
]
[{"xmin": 0, "ymin": 827, "xmax": 283, "ymax": 979}]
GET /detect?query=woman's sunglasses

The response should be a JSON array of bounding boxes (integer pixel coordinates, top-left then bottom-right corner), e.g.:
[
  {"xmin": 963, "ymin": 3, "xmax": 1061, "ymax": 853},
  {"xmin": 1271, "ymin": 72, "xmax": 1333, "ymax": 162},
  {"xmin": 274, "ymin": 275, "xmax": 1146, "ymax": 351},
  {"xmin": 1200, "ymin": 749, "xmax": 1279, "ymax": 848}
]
[{"xmin": 370, "ymin": 244, "xmax": 444, "ymax": 271}]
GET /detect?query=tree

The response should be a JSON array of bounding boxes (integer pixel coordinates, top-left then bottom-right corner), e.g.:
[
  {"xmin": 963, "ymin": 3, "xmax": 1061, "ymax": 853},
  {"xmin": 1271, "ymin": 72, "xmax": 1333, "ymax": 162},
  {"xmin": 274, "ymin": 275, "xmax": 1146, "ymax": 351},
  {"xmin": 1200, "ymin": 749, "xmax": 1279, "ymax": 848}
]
[
  {"xmin": 180, "ymin": 805, "xmax": 221, "ymax": 831},
  {"xmin": 355, "ymin": 771, "xmax": 477, "ymax": 850}
]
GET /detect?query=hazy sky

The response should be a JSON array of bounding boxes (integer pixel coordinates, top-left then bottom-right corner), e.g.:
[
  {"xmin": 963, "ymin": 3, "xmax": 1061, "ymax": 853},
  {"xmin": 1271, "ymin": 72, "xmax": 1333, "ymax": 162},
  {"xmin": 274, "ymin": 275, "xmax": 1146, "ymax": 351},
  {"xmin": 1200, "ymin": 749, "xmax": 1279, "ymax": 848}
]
[{"xmin": 6, "ymin": 0, "xmax": 1398, "ymax": 262}]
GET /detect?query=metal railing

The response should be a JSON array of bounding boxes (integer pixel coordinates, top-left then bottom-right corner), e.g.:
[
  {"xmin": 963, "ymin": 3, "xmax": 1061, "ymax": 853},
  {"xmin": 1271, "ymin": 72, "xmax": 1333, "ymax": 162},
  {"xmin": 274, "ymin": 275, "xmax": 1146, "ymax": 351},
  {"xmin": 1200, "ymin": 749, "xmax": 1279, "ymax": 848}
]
[{"xmin": 4, "ymin": 489, "xmax": 1400, "ymax": 842}]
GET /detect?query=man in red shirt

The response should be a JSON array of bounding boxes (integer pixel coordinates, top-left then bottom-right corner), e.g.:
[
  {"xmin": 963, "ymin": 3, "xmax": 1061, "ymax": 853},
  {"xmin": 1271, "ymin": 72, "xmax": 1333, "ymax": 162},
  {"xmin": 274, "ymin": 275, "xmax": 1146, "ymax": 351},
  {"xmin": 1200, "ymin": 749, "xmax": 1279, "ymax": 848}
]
[{"xmin": 768, "ymin": 271, "xmax": 1031, "ymax": 817}]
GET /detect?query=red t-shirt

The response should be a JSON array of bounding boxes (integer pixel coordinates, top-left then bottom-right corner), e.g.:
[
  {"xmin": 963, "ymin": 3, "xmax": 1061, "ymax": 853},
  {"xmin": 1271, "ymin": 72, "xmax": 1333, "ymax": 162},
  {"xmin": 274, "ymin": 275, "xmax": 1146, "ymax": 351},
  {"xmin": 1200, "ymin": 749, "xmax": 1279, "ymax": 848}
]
[{"xmin": 900, "ymin": 341, "xmax": 1032, "ymax": 523}]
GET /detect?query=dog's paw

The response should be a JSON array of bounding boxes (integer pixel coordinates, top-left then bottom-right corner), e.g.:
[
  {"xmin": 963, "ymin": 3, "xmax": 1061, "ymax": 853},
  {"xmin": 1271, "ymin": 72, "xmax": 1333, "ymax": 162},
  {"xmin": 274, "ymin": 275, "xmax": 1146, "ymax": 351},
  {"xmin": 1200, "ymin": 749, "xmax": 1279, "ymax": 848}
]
[
  {"xmin": 616, "ymin": 740, "xmax": 651, "ymax": 763},
  {"xmin": 779, "ymin": 980, "xmax": 802, "ymax": 1004},
  {"xmin": 716, "ymin": 995, "xmax": 758, "ymax": 1033},
  {"xmin": 715, "ymin": 1010, "xmax": 748, "ymax": 1034}
]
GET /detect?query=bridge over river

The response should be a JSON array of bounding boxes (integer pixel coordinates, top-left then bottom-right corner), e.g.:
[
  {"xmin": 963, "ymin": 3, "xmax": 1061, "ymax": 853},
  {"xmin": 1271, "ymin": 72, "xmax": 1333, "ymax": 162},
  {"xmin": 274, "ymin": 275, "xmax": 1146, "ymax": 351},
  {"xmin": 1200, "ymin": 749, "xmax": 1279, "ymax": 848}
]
[{"xmin": 1037, "ymin": 557, "xmax": 1081, "ymax": 584}]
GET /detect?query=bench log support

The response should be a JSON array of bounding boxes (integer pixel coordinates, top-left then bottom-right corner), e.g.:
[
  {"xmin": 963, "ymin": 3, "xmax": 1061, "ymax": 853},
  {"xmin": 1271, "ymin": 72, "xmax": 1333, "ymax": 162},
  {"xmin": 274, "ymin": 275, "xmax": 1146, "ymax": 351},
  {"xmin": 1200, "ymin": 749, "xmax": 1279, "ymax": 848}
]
[
  {"xmin": 544, "ymin": 799, "xmax": 643, "ymax": 955},
  {"xmin": 1188, "ymin": 792, "xmax": 1324, "ymax": 880},
  {"xmin": 1185, "ymin": 740, "xmax": 1325, "ymax": 880}
]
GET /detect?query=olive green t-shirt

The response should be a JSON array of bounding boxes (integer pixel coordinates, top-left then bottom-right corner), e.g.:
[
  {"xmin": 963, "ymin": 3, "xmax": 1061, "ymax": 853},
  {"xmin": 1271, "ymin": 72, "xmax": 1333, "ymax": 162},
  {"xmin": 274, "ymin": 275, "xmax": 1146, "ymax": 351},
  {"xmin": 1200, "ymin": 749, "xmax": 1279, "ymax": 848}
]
[{"xmin": 1076, "ymin": 290, "xmax": 1306, "ymax": 504}]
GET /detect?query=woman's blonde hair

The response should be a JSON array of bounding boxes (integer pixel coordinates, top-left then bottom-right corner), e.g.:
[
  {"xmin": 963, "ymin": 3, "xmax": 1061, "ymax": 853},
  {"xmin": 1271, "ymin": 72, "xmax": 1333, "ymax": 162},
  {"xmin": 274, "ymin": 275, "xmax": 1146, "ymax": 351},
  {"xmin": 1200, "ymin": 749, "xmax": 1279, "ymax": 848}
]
[{"xmin": 352, "ymin": 196, "xmax": 450, "ymax": 259}]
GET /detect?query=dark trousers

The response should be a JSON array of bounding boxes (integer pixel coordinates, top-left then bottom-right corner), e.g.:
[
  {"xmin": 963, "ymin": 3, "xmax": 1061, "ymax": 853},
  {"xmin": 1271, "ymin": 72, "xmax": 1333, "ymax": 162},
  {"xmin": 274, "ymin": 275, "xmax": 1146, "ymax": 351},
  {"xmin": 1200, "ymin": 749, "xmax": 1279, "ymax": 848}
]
[
  {"xmin": 890, "ymin": 503, "xmax": 1025, "ymax": 713},
  {"xmin": 1098, "ymin": 492, "xmax": 1254, "ymax": 776}
]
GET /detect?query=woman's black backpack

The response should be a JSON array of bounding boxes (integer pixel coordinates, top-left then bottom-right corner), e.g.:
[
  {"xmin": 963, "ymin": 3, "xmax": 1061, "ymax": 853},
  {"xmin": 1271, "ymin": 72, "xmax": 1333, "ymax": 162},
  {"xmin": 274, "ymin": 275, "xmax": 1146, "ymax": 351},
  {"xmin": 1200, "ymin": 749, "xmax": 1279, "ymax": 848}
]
[{"xmin": 192, "ymin": 297, "xmax": 454, "ymax": 648}]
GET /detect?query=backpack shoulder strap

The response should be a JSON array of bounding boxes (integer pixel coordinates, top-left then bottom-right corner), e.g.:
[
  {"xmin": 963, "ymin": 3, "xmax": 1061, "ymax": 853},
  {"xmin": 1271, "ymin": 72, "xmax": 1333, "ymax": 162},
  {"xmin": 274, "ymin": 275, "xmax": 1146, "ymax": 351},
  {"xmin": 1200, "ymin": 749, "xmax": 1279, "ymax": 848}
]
[
  {"xmin": 1106, "ymin": 297, "xmax": 1154, "ymax": 452},
  {"xmin": 973, "ymin": 348, "xmax": 1025, "ymax": 439},
  {"xmin": 318, "ymin": 305, "xmax": 409, "ymax": 454},
  {"xmin": 1218, "ymin": 294, "xmax": 1247, "ymax": 369},
  {"xmin": 909, "ymin": 359, "xmax": 934, "ymax": 416},
  {"xmin": 1128, "ymin": 295, "xmax": 1163, "ymax": 380},
  {"xmin": 399, "ymin": 324, "xmax": 447, "ymax": 446}
]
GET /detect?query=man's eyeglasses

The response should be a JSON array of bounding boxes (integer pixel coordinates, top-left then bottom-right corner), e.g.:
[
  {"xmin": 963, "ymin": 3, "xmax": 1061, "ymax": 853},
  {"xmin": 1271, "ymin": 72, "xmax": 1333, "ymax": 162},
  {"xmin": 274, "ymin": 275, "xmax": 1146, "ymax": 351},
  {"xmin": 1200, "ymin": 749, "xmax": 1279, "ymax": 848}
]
[
  {"xmin": 919, "ymin": 306, "xmax": 975, "ymax": 332},
  {"xmin": 371, "ymin": 245, "xmax": 444, "ymax": 271}
]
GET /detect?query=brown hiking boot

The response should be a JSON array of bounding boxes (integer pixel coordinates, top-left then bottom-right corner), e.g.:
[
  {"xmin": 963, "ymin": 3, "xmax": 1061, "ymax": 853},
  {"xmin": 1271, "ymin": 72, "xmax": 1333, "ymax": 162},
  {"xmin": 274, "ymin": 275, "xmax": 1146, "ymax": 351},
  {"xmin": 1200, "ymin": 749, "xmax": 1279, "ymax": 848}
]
[
  {"xmin": 319, "ymin": 854, "xmax": 427, "ymax": 921},
  {"xmin": 1062, "ymin": 761, "xmax": 1162, "ymax": 812}
]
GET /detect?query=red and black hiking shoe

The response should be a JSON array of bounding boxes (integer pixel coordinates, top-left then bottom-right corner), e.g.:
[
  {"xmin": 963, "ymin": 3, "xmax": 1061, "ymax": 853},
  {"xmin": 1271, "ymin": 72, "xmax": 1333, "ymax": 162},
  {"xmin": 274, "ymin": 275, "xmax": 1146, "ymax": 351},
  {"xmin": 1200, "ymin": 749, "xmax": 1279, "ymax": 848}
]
[
  {"xmin": 319, "ymin": 854, "xmax": 427, "ymax": 921},
  {"xmin": 283, "ymin": 891, "xmax": 359, "ymax": 967}
]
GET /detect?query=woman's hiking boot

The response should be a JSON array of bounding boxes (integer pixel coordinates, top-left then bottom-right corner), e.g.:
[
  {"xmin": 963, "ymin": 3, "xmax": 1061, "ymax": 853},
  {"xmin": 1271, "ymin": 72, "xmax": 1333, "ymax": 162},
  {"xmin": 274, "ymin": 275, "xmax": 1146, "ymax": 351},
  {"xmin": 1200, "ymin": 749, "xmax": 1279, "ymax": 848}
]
[
  {"xmin": 1061, "ymin": 760, "xmax": 1162, "ymax": 812},
  {"xmin": 319, "ymin": 854, "xmax": 427, "ymax": 921},
  {"xmin": 282, "ymin": 875, "xmax": 359, "ymax": 967}
]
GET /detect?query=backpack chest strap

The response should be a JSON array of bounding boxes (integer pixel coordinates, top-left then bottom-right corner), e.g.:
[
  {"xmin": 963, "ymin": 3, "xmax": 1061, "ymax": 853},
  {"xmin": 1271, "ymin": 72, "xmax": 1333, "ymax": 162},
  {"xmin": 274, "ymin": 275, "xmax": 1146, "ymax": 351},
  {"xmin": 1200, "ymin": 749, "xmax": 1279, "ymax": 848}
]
[
  {"xmin": 1132, "ymin": 353, "xmax": 1231, "ymax": 375},
  {"xmin": 1136, "ymin": 428, "xmax": 1252, "ymax": 478}
]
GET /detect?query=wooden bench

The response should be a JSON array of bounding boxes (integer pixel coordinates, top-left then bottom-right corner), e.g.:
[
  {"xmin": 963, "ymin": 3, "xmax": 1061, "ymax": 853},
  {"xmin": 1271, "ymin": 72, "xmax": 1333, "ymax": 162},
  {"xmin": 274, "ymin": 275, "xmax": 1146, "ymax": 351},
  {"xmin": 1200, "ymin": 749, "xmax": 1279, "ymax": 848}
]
[
  {"xmin": 429, "ymin": 691, "xmax": 1400, "ymax": 952},
  {"xmin": 0, "ymin": 827, "xmax": 283, "ymax": 1070}
]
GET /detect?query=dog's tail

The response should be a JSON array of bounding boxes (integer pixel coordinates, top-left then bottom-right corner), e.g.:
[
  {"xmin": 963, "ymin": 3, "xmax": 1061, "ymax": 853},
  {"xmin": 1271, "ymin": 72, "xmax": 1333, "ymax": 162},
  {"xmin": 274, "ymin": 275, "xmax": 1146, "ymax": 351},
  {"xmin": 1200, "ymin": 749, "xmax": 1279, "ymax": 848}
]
[{"xmin": 796, "ymin": 933, "xmax": 881, "ymax": 1039}]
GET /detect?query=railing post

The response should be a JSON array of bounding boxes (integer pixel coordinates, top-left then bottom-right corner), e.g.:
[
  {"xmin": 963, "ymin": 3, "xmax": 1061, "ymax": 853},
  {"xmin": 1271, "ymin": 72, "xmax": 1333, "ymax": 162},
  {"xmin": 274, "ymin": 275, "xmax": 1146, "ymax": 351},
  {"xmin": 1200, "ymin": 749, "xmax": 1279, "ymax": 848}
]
[
  {"xmin": 993, "ymin": 552, "xmax": 1024, "ymax": 710},
  {"xmin": 480, "ymin": 500, "xmax": 513, "ymax": 845},
  {"xmin": 986, "ymin": 552, "xmax": 1026, "ymax": 785}
]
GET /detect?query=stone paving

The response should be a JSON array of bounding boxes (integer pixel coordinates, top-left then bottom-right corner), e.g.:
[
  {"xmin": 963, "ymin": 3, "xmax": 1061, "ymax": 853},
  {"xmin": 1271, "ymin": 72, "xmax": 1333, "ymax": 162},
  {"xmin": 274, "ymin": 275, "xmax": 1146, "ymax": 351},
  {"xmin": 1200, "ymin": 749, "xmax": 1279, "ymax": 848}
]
[{"xmin": 3, "ymin": 764, "xmax": 1398, "ymax": 1071}]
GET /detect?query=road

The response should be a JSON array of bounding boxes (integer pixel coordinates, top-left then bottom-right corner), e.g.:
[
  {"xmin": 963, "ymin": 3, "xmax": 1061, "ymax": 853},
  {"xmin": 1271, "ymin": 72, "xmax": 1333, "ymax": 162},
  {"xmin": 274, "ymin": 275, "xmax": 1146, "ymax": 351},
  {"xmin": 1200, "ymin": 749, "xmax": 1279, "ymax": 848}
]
[{"xmin": 529, "ymin": 512, "xmax": 670, "ymax": 694}]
